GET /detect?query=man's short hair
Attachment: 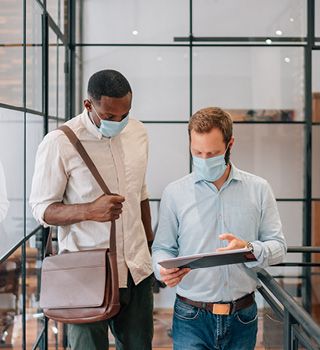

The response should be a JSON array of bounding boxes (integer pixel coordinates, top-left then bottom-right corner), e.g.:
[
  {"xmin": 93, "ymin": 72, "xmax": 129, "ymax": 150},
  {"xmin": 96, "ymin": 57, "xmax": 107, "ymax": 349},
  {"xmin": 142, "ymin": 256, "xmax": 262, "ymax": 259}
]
[
  {"xmin": 188, "ymin": 107, "xmax": 233, "ymax": 145},
  {"xmin": 189, "ymin": 107, "xmax": 233, "ymax": 164},
  {"xmin": 87, "ymin": 69, "xmax": 132, "ymax": 101}
]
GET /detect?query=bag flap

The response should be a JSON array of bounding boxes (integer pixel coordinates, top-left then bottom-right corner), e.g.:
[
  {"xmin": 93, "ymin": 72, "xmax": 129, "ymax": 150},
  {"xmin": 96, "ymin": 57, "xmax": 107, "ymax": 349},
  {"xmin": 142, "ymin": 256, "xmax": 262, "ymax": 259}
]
[{"xmin": 40, "ymin": 250, "xmax": 107, "ymax": 309}]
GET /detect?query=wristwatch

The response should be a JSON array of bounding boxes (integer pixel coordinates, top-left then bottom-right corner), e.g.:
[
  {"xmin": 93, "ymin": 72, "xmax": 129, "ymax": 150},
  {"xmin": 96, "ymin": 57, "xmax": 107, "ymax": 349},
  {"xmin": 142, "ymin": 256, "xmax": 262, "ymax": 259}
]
[{"xmin": 246, "ymin": 241, "xmax": 254, "ymax": 253}]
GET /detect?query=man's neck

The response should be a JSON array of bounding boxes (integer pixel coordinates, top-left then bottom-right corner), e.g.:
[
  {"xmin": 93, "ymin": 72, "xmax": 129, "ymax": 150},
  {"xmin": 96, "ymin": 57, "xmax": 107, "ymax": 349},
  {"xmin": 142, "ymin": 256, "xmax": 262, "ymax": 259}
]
[{"xmin": 213, "ymin": 163, "xmax": 231, "ymax": 191}]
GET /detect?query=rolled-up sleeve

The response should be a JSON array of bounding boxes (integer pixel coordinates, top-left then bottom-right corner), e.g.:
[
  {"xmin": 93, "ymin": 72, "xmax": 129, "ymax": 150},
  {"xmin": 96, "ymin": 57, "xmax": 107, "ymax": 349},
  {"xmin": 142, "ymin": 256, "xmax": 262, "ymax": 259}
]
[
  {"xmin": 245, "ymin": 182, "xmax": 287, "ymax": 268},
  {"xmin": 29, "ymin": 132, "xmax": 68, "ymax": 227}
]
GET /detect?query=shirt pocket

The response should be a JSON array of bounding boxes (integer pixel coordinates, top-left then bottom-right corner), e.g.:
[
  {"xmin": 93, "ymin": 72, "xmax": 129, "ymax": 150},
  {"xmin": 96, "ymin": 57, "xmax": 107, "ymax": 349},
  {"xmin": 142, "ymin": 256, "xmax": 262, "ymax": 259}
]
[{"xmin": 223, "ymin": 202, "xmax": 260, "ymax": 241}]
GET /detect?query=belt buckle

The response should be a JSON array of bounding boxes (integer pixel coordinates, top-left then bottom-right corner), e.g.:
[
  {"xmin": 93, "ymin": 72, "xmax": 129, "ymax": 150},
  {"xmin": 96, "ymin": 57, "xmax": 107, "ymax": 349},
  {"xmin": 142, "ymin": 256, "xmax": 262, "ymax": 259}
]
[{"xmin": 212, "ymin": 303, "xmax": 231, "ymax": 315}]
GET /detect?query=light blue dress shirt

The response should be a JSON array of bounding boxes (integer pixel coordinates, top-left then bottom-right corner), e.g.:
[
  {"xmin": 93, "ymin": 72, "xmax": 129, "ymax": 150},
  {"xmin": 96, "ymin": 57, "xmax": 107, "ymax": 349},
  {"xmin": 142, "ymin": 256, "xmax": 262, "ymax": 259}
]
[{"xmin": 152, "ymin": 164, "xmax": 287, "ymax": 302}]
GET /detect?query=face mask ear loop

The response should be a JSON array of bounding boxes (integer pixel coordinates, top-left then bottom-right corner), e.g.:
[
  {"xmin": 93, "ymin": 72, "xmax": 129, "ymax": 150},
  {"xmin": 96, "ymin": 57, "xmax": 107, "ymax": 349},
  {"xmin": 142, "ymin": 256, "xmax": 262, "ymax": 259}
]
[
  {"xmin": 224, "ymin": 141, "xmax": 231, "ymax": 165},
  {"xmin": 88, "ymin": 100, "xmax": 102, "ymax": 127}
]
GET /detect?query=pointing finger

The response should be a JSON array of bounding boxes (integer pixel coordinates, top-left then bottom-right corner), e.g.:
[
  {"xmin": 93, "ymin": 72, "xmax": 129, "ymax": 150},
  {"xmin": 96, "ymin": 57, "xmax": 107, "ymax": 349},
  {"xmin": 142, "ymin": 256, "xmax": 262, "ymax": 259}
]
[{"xmin": 219, "ymin": 233, "xmax": 236, "ymax": 241}]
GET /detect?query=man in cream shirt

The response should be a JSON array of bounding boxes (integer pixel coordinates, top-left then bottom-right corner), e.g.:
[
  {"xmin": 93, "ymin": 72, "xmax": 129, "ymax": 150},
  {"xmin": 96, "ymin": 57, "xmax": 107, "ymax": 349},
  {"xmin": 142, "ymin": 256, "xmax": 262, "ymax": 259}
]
[{"xmin": 30, "ymin": 69, "xmax": 153, "ymax": 350}]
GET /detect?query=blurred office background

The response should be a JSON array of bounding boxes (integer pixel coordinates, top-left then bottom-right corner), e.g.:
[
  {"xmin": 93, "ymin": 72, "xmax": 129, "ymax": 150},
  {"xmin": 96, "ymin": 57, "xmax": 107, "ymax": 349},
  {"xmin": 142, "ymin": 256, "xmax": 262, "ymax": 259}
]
[{"xmin": 0, "ymin": 0, "xmax": 320, "ymax": 348}]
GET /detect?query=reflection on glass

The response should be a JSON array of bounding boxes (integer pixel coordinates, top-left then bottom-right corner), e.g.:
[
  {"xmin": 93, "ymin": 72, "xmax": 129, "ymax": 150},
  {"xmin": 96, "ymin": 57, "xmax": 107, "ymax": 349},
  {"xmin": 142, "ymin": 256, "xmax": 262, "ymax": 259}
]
[
  {"xmin": 144, "ymin": 124, "xmax": 189, "ymax": 198},
  {"xmin": 233, "ymin": 124, "xmax": 304, "ymax": 198},
  {"xmin": 49, "ymin": 30, "xmax": 58, "ymax": 117},
  {"xmin": 48, "ymin": 319, "xmax": 64, "ymax": 348},
  {"xmin": 0, "ymin": 108, "xmax": 24, "ymax": 260},
  {"xmin": 26, "ymin": 45, "xmax": 42, "ymax": 112},
  {"xmin": 26, "ymin": 114, "xmax": 45, "ymax": 233},
  {"xmin": 80, "ymin": 0, "xmax": 188, "ymax": 44},
  {"xmin": 0, "ymin": 47, "xmax": 23, "ymax": 107},
  {"xmin": 48, "ymin": 118, "xmax": 58, "ymax": 132},
  {"xmin": 194, "ymin": 0, "xmax": 306, "ymax": 37},
  {"xmin": 193, "ymin": 47, "xmax": 305, "ymax": 121},
  {"xmin": 316, "ymin": 0, "xmax": 320, "ymax": 40},
  {"xmin": 48, "ymin": 37, "xmax": 66, "ymax": 118},
  {"xmin": 47, "ymin": 0, "xmax": 65, "ymax": 33},
  {"xmin": 312, "ymin": 126, "xmax": 320, "ymax": 198},
  {"xmin": 276, "ymin": 201, "xmax": 303, "ymax": 277},
  {"xmin": 0, "ymin": 0, "xmax": 23, "ymax": 44},
  {"xmin": 0, "ymin": 247, "xmax": 22, "ymax": 348},
  {"xmin": 75, "ymin": 51, "xmax": 83, "ymax": 115},
  {"xmin": 26, "ymin": 238, "xmax": 45, "ymax": 347},
  {"xmin": 26, "ymin": 0, "xmax": 43, "ymax": 112},
  {"xmin": 261, "ymin": 303, "xmax": 284, "ymax": 348},
  {"xmin": 312, "ymin": 201, "xmax": 320, "ymax": 325},
  {"xmin": 312, "ymin": 52, "xmax": 320, "ymax": 122},
  {"xmin": 0, "ymin": 0, "xmax": 23, "ymax": 107},
  {"xmin": 58, "ymin": 40, "xmax": 66, "ymax": 119},
  {"xmin": 0, "ymin": 161, "xmax": 9, "ymax": 223},
  {"xmin": 313, "ymin": 93, "xmax": 320, "ymax": 123}
]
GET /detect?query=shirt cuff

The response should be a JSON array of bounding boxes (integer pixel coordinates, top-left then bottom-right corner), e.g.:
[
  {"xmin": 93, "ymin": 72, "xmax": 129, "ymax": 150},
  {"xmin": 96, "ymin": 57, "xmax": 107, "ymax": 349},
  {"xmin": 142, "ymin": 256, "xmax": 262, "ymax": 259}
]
[
  {"xmin": 244, "ymin": 241, "xmax": 263, "ymax": 268},
  {"xmin": 154, "ymin": 263, "xmax": 162, "ymax": 281},
  {"xmin": 32, "ymin": 202, "xmax": 56, "ymax": 228}
]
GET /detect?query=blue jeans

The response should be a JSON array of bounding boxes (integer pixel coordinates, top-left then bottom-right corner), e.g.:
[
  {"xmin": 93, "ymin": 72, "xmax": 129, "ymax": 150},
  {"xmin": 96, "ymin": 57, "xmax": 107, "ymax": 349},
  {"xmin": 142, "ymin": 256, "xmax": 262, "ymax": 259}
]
[{"xmin": 172, "ymin": 296, "xmax": 258, "ymax": 350}]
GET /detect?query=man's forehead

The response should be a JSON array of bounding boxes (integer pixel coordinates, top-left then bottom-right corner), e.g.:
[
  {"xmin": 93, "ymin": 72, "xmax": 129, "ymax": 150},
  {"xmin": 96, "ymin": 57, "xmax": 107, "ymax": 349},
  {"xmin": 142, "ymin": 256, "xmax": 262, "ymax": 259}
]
[
  {"xmin": 191, "ymin": 128, "xmax": 225, "ymax": 142},
  {"xmin": 99, "ymin": 94, "xmax": 132, "ymax": 113}
]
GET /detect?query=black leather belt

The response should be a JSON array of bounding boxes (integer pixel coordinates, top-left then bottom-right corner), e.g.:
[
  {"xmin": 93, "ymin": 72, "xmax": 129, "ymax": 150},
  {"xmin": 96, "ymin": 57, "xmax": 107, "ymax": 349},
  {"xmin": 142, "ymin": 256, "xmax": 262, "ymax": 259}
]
[{"xmin": 177, "ymin": 292, "xmax": 255, "ymax": 315}]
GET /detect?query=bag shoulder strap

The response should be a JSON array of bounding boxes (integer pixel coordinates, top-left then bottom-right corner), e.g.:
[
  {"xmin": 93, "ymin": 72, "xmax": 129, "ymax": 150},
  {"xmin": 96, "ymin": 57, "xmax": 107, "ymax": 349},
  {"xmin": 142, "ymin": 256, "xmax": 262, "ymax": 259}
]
[
  {"xmin": 48, "ymin": 125, "xmax": 117, "ymax": 254},
  {"xmin": 59, "ymin": 125, "xmax": 111, "ymax": 195}
]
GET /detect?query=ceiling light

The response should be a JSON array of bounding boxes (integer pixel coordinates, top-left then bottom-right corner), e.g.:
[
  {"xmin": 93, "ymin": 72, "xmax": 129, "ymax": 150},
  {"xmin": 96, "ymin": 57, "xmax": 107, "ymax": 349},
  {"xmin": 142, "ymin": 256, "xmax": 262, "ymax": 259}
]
[
  {"xmin": 284, "ymin": 57, "xmax": 291, "ymax": 63},
  {"xmin": 266, "ymin": 39, "xmax": 272, "ymax": 45},
  {"xmin": 132, "ymin": 30, "xmax": 138, "ymax": 36},
  {"xmin": 275, "ymin": 30, "xmax": 283, "ymax": 36}
]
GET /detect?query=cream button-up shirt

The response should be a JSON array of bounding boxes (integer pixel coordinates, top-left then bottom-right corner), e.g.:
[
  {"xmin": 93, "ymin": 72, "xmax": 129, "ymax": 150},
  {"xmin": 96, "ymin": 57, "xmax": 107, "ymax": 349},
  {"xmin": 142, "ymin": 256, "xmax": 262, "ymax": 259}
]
[{"xmin": 30, "ymin": 110, "xmax": 153, "ymax": 287}]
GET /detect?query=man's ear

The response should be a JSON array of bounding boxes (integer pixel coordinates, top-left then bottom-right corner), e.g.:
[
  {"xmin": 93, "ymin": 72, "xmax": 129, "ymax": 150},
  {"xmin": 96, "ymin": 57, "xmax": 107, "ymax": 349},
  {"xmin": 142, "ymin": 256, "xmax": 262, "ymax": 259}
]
[
  {"xmin": 83, "ymin": 99, "xmax": 92, "ymax": 111},
  {"xmin": 228, "ymin": 136, "xmax": 235, "ymax": 151}
]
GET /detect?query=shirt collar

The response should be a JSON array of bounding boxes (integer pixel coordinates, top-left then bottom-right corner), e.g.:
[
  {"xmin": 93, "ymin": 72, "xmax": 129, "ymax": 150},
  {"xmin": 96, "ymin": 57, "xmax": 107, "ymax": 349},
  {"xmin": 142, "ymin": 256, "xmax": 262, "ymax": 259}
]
[
  {"xmin": 229, "ymin": 164, "xmax": 242, "ymax": 182},
  {"xmin": 193, "ymin": 162, "xmax": 242, "ymax": 184},
  {"xmin": 80, "ymin": 108, "xmax": 103, "ymax": 140}
]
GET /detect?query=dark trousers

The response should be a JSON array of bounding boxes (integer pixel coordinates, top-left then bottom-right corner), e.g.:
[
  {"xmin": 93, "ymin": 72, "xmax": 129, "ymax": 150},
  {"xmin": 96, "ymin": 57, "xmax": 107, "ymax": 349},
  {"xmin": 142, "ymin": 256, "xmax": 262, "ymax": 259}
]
[{"xmin": 68, "ymin": 273, "xmax": 154, "ymax": 350}]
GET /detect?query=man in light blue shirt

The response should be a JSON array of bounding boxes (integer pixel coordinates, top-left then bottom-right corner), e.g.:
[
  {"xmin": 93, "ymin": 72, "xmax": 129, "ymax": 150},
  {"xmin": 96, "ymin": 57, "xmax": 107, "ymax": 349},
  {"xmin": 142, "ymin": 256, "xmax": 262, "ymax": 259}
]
[{"xmin": 152, "ymin": 107, "xmax": 286, "ymax": 350}]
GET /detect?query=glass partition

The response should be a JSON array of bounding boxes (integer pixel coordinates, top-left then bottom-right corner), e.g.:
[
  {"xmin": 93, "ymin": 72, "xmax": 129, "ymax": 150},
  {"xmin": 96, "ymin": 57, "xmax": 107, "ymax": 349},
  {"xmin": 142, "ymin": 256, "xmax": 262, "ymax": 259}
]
[{"xmin": 0, "ymin": 108, "xmax": 24, "ymax": 260}]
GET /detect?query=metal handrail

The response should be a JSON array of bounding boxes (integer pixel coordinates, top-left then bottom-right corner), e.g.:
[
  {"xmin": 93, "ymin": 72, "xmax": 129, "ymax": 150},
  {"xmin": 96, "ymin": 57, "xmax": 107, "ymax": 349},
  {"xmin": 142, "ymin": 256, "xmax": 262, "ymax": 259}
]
[
  {"xmin": 257, "ymin": 268, "xmax": 320, "ymax": 349},
  {"xmin": 0, "ymin": 225, "xmax": 42, "ymax": 264},
  {"xmin": 287, "ymin": 246, "xmax": 320, "ymax": 253}
]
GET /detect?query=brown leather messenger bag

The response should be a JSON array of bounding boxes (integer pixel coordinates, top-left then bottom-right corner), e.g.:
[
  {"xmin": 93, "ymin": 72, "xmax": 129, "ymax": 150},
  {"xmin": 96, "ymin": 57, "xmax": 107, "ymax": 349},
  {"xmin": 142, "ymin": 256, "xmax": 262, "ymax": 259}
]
[{"xmin": 39, "ymin": 125, "xmax": 120, "ymax": 324}]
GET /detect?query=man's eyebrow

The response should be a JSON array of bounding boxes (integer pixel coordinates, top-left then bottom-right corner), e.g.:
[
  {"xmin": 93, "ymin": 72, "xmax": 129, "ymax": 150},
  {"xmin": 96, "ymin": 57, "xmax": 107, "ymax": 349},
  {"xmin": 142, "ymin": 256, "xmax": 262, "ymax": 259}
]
[{"xmin": 105, "ymin": 112, "xmax": 129, "ymax": 119}]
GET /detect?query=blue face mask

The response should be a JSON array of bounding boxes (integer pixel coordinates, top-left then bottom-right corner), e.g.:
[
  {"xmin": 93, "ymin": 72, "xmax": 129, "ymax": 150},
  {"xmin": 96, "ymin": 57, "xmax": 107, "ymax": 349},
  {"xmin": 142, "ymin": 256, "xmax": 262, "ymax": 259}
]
[
  {"xmin": 193, "ymin": 153, "xmax": 227, "ymax": 182},
  {"xmin": 91, "ymin": 103, "xmax": 129, "ymax": 138}
]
